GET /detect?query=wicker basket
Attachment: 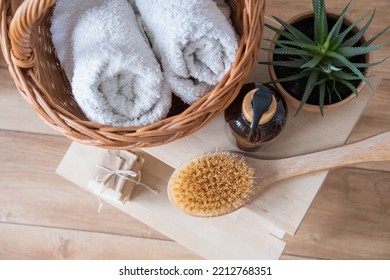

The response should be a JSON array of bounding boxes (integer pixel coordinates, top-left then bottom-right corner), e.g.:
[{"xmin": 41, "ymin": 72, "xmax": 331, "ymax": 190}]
[{"xmin": 0, "ymin": 0, "xmax": 265, "ymax": 149}]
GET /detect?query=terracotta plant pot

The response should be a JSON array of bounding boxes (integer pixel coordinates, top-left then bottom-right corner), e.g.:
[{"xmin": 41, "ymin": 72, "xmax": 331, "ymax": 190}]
[{"xmin": 268, "ymin": 11, "xmax": 373, "ymax": 113}]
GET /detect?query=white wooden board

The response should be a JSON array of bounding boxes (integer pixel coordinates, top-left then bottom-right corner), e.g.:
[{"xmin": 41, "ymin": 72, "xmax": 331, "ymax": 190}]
[{"xmin": 57, "ymin": 142, "xmax": 286, "ymax": 260}]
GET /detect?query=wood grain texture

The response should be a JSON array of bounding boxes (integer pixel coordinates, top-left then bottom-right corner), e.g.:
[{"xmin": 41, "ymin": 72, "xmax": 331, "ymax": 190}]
[
  {"xmin": 283, "ymin": 168, "xmax": 390, "ymax": 260},
  {"xmin": 346, "ymin": 80, "xmax": 390, "ymax": 172},
  {"xmin": 348, "ymin": 80, "xmax": 390, "ymax": 142},
  {"xmin": 57, "ymin": 142, "xmax": 287, "ymax": 260},
  {"xmin": 0, "ymin": 223, "xmax": 200, "ymax": 260},
  {"xmin": 0, "ymin": 64, "xmax": 61, "ymax": 135},
  {"xmin": 0, "ymin": 131, "xmax": 168, "ymax": 240},
  {"xmin": 0, "ymin": 0, "xmax": 390, "ymax": 260},
  {"xmin": 246, "ymin": 131, "xmax": 390, "ymax": 192}
]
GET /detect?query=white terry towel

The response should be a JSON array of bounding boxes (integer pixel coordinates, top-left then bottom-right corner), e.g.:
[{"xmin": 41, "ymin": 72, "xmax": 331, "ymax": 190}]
[
  {"xmin": 50, "ymin": 0, "xmax": 171, "ymax": 127},
  {"xmin": 214, "ymin": 0, "xmax": 232, "ymax": 20},
  {"xmin": 135, "ymin": 0, "xmax": 238, "ymax": 104}
]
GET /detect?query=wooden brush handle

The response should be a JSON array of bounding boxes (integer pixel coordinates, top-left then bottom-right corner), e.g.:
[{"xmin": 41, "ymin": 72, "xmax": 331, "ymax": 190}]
[{"xmin": 257, "ymin": 131, "xmax": 390, "ymax": 185}]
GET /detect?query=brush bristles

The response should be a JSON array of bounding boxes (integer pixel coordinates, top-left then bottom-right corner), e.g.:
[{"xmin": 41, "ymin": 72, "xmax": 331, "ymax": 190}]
[{"xmin": 168, "ymin": 152, "xmax": 255, "ymax": 217}]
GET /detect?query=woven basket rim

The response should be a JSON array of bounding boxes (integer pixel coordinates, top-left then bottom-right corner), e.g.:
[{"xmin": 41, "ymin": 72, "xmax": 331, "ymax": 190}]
[{"xmin": 0, "ymin": 0, "xmax": 266, "ymax": 149}]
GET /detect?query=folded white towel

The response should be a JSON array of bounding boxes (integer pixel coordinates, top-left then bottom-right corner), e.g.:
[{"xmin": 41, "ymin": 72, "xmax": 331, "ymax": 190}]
[
  {"xmin": 135, "ymin": 0, "xmax": 238, "ymax": 104},
  {"xmin": 51, "ymin": 0, "xmax": 171, "ymax": 127}
]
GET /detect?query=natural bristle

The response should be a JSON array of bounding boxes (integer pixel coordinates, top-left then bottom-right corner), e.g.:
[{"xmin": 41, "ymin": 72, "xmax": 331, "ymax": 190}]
[{"xmin": 168, "ymin": 152, "xmax": 254, "ymax": 217}]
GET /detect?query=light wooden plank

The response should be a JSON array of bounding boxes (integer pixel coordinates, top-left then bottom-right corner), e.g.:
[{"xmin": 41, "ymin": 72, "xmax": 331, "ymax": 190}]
[
  {"xmin": 0, "ymin": 61, "xmax": 61, "ymax": 135},
  {"xmin": 347, "ymin": 80, "xmax": 390, "ymax": 172},
  {"xmin": 283, "ymin": 168, "xmax": 390, "ymax": 259},
  {"xmin": 0, "ymin": 130, "xmax": 168, "ymax": 240},
  {"xmin": 348, "ymin": 118, "xmax": 390, "ymax": 172},
  {"xmin": 279, "ymin": 254, "xmax": 319, "ymax": 260},
  {"xmin": 0, "ymin": 223, "xmax": 200, "ymax": 260},
  {"xmin": 349, "ymin": 80, "xmax": 390, "ymax": 141},
  {"xmin": 348, "ymin": 79, "xmax": 390, "ymax": 173},
  {"xmin": 57, "ymin": 142, "xmax": 287, "ymax": 260}
]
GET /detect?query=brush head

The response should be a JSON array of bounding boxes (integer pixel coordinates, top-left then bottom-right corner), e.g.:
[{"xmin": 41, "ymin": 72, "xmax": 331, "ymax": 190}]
[{"xmin": 168, "ymin": 152, "xmax": 255, "ymax": 217}]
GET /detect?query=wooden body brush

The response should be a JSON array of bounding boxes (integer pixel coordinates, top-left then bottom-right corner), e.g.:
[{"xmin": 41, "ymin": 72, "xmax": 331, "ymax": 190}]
[{"xmin": 168, "ymin": 131, "xmax": 390, "ymax": 217}]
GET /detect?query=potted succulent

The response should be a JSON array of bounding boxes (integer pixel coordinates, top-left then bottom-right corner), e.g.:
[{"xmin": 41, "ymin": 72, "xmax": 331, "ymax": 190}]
[{"xmin": 261, "ymin": 0, "xmax": 389, "ymax": 115}]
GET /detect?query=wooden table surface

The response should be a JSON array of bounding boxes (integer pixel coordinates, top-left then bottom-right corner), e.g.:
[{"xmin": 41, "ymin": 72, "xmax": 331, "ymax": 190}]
[{"xmin": 0, "ymin": 0, "xmax": 390, "ymax": 259}]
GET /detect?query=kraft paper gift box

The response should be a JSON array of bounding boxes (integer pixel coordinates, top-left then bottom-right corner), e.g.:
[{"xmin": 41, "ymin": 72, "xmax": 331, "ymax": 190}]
[{"xmin": 56, "ymin": 142, "xmax": 145, "ymax": 209}]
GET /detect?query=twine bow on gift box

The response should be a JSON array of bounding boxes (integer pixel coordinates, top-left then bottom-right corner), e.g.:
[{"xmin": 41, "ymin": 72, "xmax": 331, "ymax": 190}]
[
  {"xmin": 96, "ymin": 164, "xmax": 138, "ymax": 188},
  {"xmin": 95, "ymin": 164, "xmax": 158, "ymax": 195},
  {"xmin": 88, "ymin": 150, "xmax": 158, "ymax": 213}
]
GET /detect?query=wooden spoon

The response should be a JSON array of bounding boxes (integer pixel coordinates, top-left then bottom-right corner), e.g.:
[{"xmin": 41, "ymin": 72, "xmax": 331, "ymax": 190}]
[{"xmin": 168, "ymin": 131, "xmax": 390, "ymax": 217}]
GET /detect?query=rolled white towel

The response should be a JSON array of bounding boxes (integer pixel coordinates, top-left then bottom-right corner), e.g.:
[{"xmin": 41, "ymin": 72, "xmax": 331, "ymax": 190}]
[
  {"xmin": 135, "ymin": 0, "xmax": 238, "ymax": 104},
  {"xmin": 50, "ymin": 0, "xmax": 171, "ymax": 127},
  {"xmin": 214, "ymin": 0, "xmax": 232, "ymax": 20}
]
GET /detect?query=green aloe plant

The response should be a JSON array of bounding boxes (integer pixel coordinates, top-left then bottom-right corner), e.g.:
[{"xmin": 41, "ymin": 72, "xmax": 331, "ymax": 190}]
[{"xmin": 261, "ymin": 0, "xmax": 389, "ymax": 115}]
